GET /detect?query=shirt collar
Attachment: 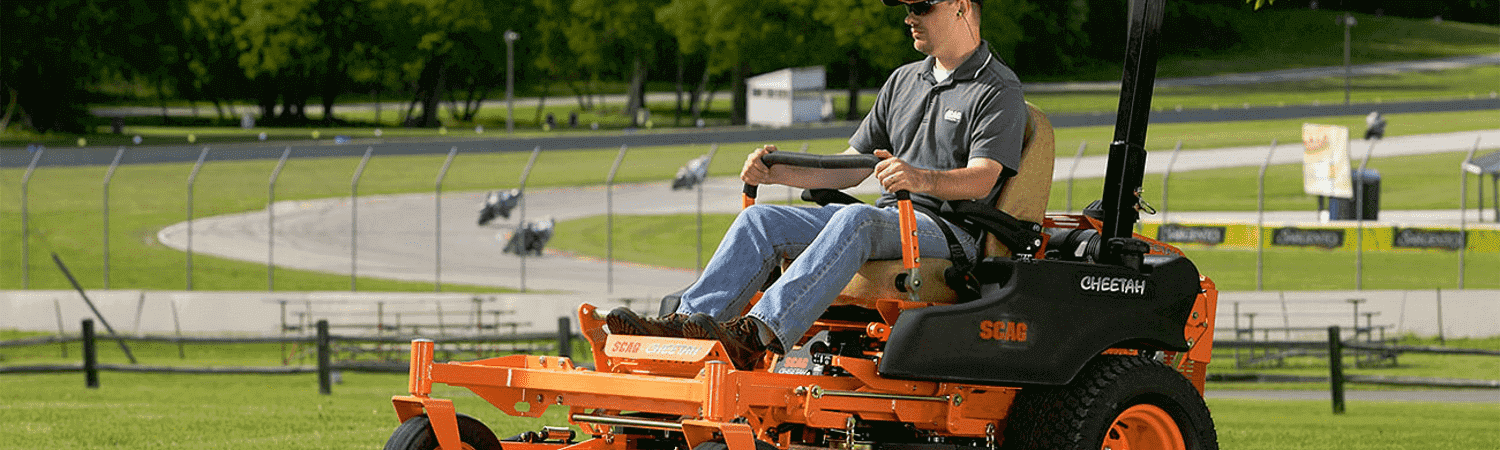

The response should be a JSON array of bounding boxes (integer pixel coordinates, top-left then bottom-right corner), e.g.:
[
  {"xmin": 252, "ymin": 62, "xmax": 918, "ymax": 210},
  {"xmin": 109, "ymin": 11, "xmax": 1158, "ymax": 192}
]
[{"xmin": 921, "ymin": 40, "xmax": 994, "ymax": 86}]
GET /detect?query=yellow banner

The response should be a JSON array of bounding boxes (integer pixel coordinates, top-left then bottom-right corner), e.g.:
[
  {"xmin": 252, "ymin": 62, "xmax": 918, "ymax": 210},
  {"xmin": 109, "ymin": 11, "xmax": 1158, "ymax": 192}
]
[{"xmin": 1143, "ymin": 222, "xmax": 1500, "ymax": 253}]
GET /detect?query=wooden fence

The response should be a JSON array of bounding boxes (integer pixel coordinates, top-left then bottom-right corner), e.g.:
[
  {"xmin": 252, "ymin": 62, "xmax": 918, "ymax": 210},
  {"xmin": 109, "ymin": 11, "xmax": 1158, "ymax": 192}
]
[
  {"xmin": 0, "ymin": 318, "xmax": 578, "ymax": 395},
  {"xmin": 1212, "ymin": 325, "xmax": 1500, "ymax": 414}
]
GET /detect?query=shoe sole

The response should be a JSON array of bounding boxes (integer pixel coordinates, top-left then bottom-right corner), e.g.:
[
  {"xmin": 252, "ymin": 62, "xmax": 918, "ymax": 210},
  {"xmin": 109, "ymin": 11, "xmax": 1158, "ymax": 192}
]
[{"xmin": 607, "ymin": 310, "xmax": 650, "ymax": 336}]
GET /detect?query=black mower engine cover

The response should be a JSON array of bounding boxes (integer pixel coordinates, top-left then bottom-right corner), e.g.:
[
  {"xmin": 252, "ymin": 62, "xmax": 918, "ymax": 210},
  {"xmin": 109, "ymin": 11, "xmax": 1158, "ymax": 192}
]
[{"xmin": 878, "ymin": 254, "xmax": 1200, "ymax": 386}]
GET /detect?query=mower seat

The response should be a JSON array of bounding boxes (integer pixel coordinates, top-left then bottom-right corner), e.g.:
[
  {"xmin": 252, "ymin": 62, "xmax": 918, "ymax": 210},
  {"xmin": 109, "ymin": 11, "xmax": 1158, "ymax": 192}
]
[{"xmin": 833, "ymin": 102, "xmax": 1055, "ymax": 309}]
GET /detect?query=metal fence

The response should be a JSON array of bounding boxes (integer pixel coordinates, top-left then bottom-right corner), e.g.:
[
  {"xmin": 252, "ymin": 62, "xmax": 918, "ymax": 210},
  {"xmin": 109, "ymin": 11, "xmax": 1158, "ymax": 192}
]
[
  {"xmin": 1057, "ymin": 136, "xmax": 1496, "ymax": 289},
  {"xmin": 7, "ymin": 133, "xmax": 1497, "ymax": 293}
]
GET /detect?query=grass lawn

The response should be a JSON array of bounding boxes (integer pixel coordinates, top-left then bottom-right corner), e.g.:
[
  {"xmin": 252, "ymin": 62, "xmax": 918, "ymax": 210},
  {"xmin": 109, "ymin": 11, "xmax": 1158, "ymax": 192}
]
[
  {"xmin": 2, "ymin": 333, "xmax": 1494, "ymax": 449},
  {"xmin": 1207, "ymin": 397, "xmax": 1500, "ymax": 450},
  {"xmin": 1, "ymin": 370, "xmax": 1494, "ymax": 449}
]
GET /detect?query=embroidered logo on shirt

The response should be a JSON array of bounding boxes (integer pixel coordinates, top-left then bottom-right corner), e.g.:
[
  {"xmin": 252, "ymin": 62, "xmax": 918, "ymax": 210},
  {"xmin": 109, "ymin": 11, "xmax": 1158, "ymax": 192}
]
[{"xmin": 944, "ymin": 109, "xmax": 962, "ymax": 123}]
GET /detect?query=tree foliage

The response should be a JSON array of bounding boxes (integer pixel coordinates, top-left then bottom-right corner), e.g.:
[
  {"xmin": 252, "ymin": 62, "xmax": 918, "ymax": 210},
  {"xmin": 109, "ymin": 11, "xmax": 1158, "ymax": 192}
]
[{"xmin": 1, "ymin": 0, "xmax": 1492, "ymax": 134}]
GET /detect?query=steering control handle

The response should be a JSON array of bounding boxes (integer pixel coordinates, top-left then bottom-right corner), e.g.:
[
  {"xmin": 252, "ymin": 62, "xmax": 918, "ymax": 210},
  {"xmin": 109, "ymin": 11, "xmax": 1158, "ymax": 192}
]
[{"xmin": 761, "ymin": 152, "xmax": 880, "ymax": 169}]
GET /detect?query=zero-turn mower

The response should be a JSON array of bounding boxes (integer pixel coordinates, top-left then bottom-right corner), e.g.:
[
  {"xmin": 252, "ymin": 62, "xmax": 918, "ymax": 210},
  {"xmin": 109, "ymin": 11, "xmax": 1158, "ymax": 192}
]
[{"xmin": 385, "ymin": 0, "xmax": 1218, "ymax": 449}]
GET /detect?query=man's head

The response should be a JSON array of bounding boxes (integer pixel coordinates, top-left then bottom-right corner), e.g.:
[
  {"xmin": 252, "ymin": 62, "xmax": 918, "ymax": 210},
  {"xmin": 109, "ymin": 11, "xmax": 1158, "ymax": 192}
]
[{"xmin": 882, "ymin": 0, "xmax": 981, "ymax": 60}]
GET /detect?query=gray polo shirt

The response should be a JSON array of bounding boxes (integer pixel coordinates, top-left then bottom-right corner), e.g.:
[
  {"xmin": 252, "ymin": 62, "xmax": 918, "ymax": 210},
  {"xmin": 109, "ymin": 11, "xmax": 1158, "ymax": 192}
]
[{"xmin": 849, "ymin": 42, "xmax": 1027, "ymax": 212}]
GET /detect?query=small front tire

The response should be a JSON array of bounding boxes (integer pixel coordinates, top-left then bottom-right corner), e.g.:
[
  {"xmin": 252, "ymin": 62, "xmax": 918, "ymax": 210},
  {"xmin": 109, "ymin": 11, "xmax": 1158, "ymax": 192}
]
[{"xmin": 384, "ymin": 413, "xmax": 502, "ymax": 450}]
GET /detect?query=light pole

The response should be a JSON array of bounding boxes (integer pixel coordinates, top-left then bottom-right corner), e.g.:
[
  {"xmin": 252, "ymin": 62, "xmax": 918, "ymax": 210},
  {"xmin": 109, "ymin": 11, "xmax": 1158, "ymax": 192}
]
[
  {"xmin": 505, "ymin": 30, "xmax": 519, "ymax": 133},
  {"xmin": 1342, "ymin": 13, "xmax": 1356, "ymax": 106}
]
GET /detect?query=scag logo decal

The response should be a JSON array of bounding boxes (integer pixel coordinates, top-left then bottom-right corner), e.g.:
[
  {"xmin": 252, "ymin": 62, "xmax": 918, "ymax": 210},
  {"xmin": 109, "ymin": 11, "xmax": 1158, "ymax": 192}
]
[
  {"xmin": 1079, "ymin": 275, "xmax": 1146, "ymax": 296},
  {"xmin": 978, "ymin": 319, "xmax": 1029, "ymax": 343},
  {"xmin": 610, "ymin": 341, "xmax": 642, "ymax": 354},
  {"xmin": 605, "ymin": 335, "xmax": 714, "ymax": 362}
]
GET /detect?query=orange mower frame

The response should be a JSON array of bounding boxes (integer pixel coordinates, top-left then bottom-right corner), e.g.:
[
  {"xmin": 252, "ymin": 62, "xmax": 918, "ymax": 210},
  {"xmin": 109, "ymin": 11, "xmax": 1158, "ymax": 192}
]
[
  {"xmin": 389, "ymin": 207, "xmax": 1219, "ymax": 450},
  {"xmin": 387, "ymin": 1, "xmax": 1218, "ymax": 448}
]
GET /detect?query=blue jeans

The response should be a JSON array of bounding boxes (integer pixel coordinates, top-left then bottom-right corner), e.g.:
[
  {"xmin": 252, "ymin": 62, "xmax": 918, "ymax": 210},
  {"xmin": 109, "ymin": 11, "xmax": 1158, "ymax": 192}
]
[{"xmin": 676, "ymin": 203, "xmax": 978, "ymax": 348}]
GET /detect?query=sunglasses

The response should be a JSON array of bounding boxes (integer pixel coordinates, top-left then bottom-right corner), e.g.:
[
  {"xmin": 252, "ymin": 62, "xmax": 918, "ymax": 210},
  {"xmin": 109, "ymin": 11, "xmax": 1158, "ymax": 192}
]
[{"xmin": 905, "ymin": 0, "xmax": 953, "ymax": 16}]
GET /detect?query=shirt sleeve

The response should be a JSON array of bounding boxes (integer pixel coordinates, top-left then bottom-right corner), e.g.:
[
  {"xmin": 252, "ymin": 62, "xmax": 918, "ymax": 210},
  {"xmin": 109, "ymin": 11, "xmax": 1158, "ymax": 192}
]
[
  {"xmin": 966, "ymin": 86, "xmax": 1027, "ymax": 177},
  {"xmin": 848, "ymin": 71, "xmax": 901, "ymax": 155}
]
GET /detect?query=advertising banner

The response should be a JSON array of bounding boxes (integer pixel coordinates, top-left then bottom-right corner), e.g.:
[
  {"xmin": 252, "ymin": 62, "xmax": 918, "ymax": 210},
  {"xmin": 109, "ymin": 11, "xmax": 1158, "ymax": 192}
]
[
  {"xmin": 1271, "ymin": 227, "xmax": 1346, "ymax": 249},
  {"xmin": 1157, "ymin": 224, "xmax": 1228, "ymax": 245},
  {"xmin": 1302, "ymin": 123, "xmax": 1353, "ymax": 199},
  {"xmin": 1392, "ymin": 227, "xmax": 1467, "ymax": 251}
]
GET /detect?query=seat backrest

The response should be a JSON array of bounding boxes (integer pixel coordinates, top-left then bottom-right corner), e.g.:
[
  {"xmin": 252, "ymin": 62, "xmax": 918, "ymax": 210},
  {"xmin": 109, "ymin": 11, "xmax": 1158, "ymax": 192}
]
[
  {"xmin": 833, "ymin": 103, "xmax": 1056, "ymax": 308},
  {"xmin": 984, "ymin": 102, "xmax": 1055, "ymax": 257}
]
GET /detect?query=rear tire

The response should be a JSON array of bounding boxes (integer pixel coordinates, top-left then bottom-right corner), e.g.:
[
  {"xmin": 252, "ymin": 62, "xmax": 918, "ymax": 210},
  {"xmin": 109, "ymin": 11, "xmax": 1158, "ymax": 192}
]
[
  {"xmin": 1001, "ymin": 355, "xmax": 1217, "ymax": 450},
  {"xmin": 384, "ymin": 413, "xmax": 502, "ymax": 450}
]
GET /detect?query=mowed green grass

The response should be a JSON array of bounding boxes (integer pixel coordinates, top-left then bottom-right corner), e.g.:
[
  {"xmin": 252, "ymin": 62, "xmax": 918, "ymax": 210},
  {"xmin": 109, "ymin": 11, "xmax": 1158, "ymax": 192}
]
[
  {"xmin": 1, "ymin": 371, "xmax": 1495, "ymax": 449},
  {"xmin": 1208, "ymin": 397, "xmax": 1500, "ymax": 450}
]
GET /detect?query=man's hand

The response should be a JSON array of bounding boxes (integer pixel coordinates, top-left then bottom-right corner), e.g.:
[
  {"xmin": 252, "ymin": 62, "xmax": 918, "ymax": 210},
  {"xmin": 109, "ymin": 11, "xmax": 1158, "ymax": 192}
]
[
  {"xmin": 741, "ymin": 144, "xmax": 777, "ymax": 186},
  {"xmin": 873, "ymin": 149, "xmax": 935, "ymax": 193}
]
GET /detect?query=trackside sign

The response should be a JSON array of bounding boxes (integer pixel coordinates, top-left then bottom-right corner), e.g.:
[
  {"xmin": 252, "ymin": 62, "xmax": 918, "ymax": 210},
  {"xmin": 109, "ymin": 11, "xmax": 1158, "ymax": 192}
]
[
  {"xmin": 1157, "ymin": 224, "xmax": 1227, "ymax": 245},
  {"xmin": 1393, "ymin": 227, "xmax": 1466, "ymax": 250},
  {"xmin": 1271, "ymin": 227, "xmax": 1345, "ymax": 249}
]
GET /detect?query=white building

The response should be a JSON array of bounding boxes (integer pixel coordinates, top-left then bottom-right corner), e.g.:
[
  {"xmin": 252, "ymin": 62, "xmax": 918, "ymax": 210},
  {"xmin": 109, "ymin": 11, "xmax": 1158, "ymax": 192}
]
[{"xmin": 747, "ymin": 66, "xmax": 829, "ymax": 127}]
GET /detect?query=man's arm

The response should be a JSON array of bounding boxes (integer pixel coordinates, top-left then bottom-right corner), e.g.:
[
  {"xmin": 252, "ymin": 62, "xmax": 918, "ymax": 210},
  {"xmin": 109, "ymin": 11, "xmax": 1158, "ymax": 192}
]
[
  {"xmin": 873, "ymin": 150, "xmax": 1005, "ymax": 201},
  {"xmin": 741, "ymin": 146, "xmax": 872, "ymax": 190}
]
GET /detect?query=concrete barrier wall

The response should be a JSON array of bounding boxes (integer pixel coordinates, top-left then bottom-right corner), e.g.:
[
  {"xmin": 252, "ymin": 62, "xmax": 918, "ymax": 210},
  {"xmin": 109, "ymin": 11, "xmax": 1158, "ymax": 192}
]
[{"xmin": 3, "ymin": 289, "xmax": 1495, "ymax": 338}]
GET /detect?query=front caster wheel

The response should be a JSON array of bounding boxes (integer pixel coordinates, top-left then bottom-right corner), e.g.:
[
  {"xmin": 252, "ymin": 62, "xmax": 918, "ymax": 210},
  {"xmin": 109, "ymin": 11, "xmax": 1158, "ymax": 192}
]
[{"xmin": 384, "ymin": 413, "xmax": 502, "ymax": 450}]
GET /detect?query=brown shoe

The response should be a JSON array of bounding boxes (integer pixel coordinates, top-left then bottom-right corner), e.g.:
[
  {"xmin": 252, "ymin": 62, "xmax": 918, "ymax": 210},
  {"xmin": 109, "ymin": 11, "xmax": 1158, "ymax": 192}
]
[
  {"xmin": 683, "ymin": 314, "xmax": 767, "ymax": 370},
  {"xmin": 606, "ymin": 307, "xmax": 689, "ymax": 338}
]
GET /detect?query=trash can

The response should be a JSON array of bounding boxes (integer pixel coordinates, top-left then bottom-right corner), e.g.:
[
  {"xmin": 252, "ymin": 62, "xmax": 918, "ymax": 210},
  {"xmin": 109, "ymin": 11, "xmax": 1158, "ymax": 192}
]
[{"xmin": 1328, "ymin": 169, "xmax": 1380, "ymax": 220}]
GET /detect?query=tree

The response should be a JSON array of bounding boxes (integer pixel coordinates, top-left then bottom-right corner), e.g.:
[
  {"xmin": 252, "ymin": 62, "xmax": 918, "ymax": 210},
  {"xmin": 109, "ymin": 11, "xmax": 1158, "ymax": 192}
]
[
  {"xmin": 659, "ymin": 0, "xmax": 830, "ymax": 125},
  {"xmin": 2, "ymin": 1, "xmax": 121, "ymax": 133},
  {"xmin": 230, "ymin": 0, "xmax": 324, "ymax": 121},
  {"xmin": 181, "ymin": 0, "xmax": 257, "ymax": 120},
  {"xmin": 363, "ymin": 0, "xmax": 493, "ymax": 128},
  {"xmin": 570, "ymin": 0, "xmax": 669, "ymax": 127},
  {"xmin": 808, "ymin": 0, "xmax": 911, "ymax": 120},
  {"xmin": 530, "ymin": 0, "xmax": 587, "ymax": 120}
]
